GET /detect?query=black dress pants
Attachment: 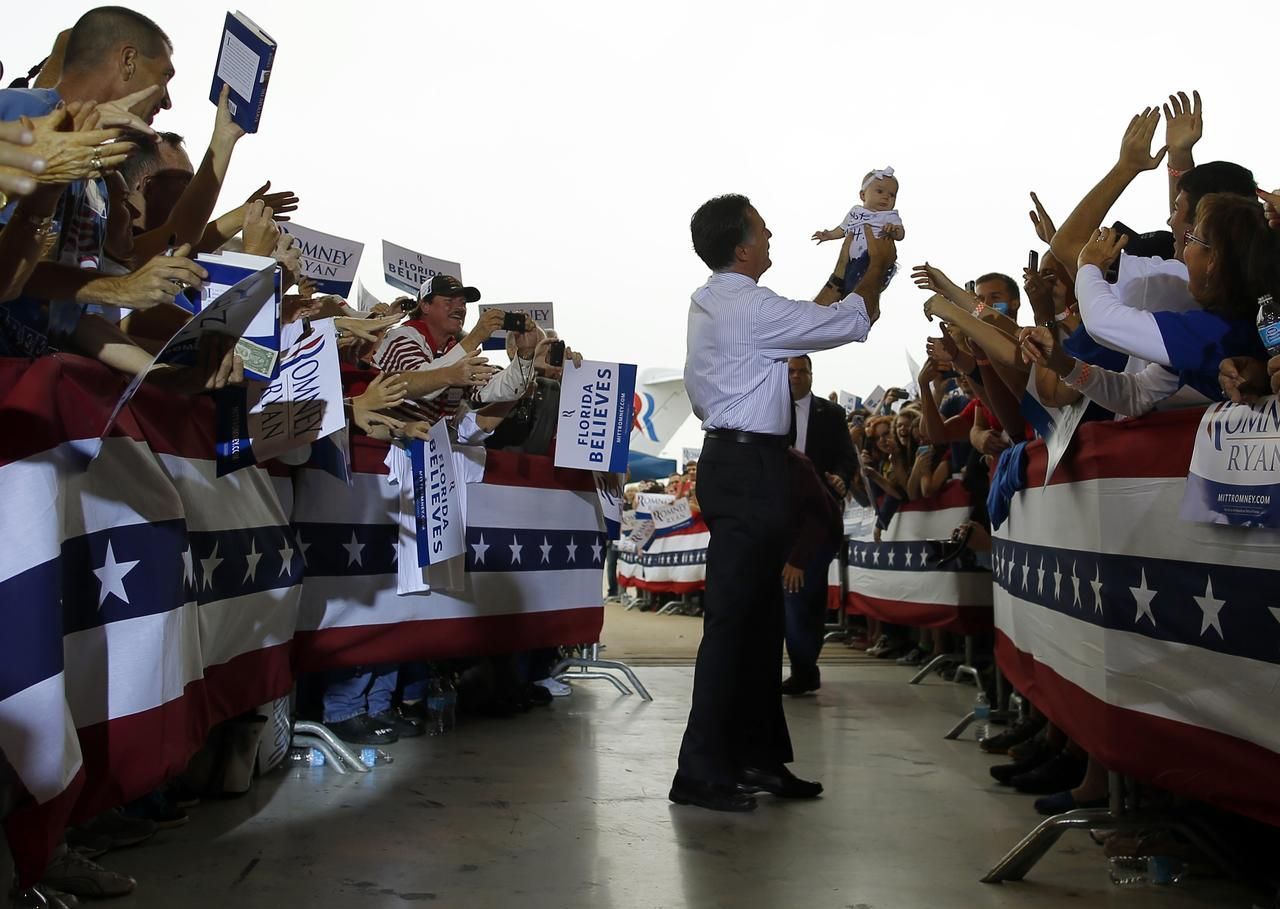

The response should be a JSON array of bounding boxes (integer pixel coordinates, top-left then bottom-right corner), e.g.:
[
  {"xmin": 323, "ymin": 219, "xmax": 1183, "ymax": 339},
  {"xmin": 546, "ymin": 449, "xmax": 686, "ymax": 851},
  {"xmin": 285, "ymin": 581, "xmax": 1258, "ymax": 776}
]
[{"xmin": 676, "ymin": 436, "xmax": 793, "ymax": 784}]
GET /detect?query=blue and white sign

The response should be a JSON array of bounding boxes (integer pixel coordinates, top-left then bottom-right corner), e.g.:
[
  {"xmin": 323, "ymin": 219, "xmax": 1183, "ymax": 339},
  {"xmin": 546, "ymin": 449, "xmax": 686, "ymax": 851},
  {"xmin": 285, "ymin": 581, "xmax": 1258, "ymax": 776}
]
[
  {"xmin": 382, "ymin": 240, "xmax": 461, "ymax": 295},
  {"xmin": 652, "ymin": 497, "xmax": 694, "ymax": 532},
  {"xmin": 475, "ymin": 302, "xmax": 554, "ymax": 351},
  {"xmin": 1181, "ymin": 398, "xmax": 1280, "ymax": 527},
  {"xmin": 555, "ymin": 359, "xmax": 637, "ymax": 473},
  {"xmin": 409, "ymin": 421, "xmax": 466, "ymax": 565},
  {"xmin": 839, "ymin": 391, "xmax": 862, "ymax": 414},
  {"xmin": 594, "ymin": 472, "xmax": 625, "ymax": 540},
  {"xmin": 280, "ymin": 222, "xmax": 364, "ymax": 296},
  {"xmin": 215, "ymin": 320, "xmax": 346, "ymax": 476}
]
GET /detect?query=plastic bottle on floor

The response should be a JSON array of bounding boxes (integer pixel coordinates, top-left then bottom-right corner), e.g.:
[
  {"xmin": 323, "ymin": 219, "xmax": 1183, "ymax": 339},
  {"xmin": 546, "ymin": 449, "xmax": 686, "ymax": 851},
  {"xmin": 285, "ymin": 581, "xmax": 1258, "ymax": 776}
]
[
  {"xmin": 359, "ymin": 747, "xmax": 393, "ymax": 767},
  {"xmin": 426, "ymin": 678, "xmax": 448, "ymax": 736},
  {"xmin": 972, "ymin": 690, "xmax": 991, "ymax": 742},
  {"xmin": 287, "ymin": 746, "xmax": 325, "ymax": 767},
  {"xmin": 1108, "ymin": 855, "xmax": 1185, "ymax": 886}
]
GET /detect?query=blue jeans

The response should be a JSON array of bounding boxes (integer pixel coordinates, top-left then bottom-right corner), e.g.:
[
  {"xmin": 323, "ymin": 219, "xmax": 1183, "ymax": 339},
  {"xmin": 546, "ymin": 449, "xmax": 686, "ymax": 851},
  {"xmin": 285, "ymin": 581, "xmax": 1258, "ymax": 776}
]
[
  {"xmin": 322, "ymin": 665, "xmax": 398, "ymax": 722},
  {"xmin": 399, "ymin": 662, "xmax": 431, "ymax": 703},
  {"xmin": 783, "ymin": 546, "xmax": 836, "ymax": 682}
]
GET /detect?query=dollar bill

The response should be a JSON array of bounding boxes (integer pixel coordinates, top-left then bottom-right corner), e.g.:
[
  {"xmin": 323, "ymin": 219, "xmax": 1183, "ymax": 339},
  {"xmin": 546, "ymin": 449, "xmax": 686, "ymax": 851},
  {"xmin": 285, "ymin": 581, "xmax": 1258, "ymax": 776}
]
[{"xmin": 235, "ymin": 338, "xmax": 278, "ymax": 379}]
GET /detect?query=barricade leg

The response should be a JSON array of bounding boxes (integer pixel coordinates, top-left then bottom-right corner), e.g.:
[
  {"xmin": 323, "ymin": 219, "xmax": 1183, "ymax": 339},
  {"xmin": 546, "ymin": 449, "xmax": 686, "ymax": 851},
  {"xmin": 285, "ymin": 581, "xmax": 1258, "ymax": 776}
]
[
  {"xmin": 909, "ymin": 651, "xmax": 962, "ymax": 685},
  {"xmin": 552, "ymin": 643, "xmax": 653, "ymax": 701},
  {"xmin": 291, "ymin": 720, "xmax": 371, "ymax": 773}
]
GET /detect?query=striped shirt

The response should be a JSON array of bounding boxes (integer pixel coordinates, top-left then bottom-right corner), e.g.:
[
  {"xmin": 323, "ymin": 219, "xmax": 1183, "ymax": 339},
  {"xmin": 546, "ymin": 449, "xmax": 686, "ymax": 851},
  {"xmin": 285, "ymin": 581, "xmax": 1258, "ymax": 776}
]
[
  {"xmin": 374, "ymin": 319, "xmax": 466, "ymax": 424},
  {"xmin": 684, "ymin": 272, "xmax": 872, "ymax": 434}
]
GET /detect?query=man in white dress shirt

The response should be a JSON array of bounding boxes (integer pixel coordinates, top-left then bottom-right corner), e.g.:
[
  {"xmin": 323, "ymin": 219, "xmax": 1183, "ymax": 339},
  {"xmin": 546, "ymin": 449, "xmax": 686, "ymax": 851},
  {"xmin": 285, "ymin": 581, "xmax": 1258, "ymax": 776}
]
[{"xmin": 671, "ymin": 194, "xmax": 896, "ymax": 812}]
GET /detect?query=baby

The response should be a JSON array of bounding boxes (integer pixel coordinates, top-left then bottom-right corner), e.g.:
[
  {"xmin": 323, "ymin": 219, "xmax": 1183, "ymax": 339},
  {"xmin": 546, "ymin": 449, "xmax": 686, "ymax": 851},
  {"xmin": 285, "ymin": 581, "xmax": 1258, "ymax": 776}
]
[{"xmin": 812, "ymin": 166, "xmax": 905, "ymax": 293}]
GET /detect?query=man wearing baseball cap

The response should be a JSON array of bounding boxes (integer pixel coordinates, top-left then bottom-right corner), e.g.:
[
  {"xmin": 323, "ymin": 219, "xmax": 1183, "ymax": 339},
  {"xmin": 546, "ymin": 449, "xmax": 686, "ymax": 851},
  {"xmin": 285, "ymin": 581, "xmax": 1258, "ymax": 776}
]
[{"xmin": 373, "ymin": 272, "xmax": 541, "ymax": 431}]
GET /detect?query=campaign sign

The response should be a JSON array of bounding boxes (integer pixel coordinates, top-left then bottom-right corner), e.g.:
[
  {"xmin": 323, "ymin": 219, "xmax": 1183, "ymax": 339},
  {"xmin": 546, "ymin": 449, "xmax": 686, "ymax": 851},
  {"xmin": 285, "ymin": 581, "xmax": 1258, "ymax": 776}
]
[
  {"xmin": 864, "ymin": 385, "xmax": 886, "ymax": 413},
  {"xmin": 355, "ymin": 279, "xmax": 382, "ymax": 313},
  {"xmin": 409, "ymin": 421, "xmax": 466, "ymax": 565},
  {"xmin": 215, "ymin": 320, "xmax": 346, "ymax": 476},
  {"xmin": 476, "ymin": 302, "xmax": 555, "ymax": 351},
  {"xmin": 280, "ymin": 223, "xmax": 364, "ymax": 296},
  {"xmin": 652, "ymin": 497, "xmax": 694, "ymax": 532},
  {"xmin": 681, "ymin": 447, "xmax": 701, "ymax": 468},
  {"xmin": 1180, "ymin": 398, "xmax": 1280, "ymax": 527},
  {"xmin": 839, "ymin": 391, "xmax": 862, "ymax": 414},
  {"xmin": 382, "ymin": 240, "xmax": 461, "ymax": 295},
  {"xmin": 555, "ymin": 360, "xmax": 637, "ymax": 474},
  {"xmin": 594, "ymin": 472, "xmax": 625, "ymax": 540}
]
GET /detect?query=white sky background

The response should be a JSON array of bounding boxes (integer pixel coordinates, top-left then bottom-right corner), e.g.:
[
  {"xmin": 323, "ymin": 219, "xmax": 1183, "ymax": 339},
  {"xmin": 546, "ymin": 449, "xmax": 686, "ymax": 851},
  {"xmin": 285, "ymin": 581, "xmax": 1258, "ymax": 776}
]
[{"xmin": 4, "ymin": 1, "xmax": 1278, "ymax": 457}]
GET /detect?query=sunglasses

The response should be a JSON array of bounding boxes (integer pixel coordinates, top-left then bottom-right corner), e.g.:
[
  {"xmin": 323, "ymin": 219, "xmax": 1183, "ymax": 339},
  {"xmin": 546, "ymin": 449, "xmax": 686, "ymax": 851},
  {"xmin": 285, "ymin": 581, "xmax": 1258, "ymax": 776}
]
[{"xmin": 1183, "ymin": 228, "xmax": 1211, "ymax": 250}]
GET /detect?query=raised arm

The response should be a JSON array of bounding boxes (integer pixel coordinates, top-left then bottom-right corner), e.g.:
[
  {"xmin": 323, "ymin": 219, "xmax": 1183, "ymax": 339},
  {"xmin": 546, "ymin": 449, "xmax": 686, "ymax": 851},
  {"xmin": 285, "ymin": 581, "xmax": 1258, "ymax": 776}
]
[
  {"xmin": 1163, "ymin": 91, "xmax": 1202, "ymax": 214},
  {"xmin": 1019, "ymin": 325, "xmax": 1181, "ymax": 417},
  {"xmin": 1050, "ymin": 107, "xmax": 1166, "ymax": 279}
]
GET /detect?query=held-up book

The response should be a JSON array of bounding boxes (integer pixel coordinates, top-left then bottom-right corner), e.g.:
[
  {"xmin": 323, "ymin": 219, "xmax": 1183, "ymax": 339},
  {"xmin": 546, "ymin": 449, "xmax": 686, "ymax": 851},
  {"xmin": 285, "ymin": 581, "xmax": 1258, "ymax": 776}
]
[{"xmin": 209, "ymin": 11, "xmax": 276, "ymax": 133}]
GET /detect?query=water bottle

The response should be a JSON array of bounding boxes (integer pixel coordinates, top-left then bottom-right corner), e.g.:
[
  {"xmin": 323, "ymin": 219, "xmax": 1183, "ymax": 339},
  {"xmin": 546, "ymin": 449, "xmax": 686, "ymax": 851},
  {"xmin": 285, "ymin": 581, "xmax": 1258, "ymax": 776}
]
[
  {"xmin": 1108, "ymin": 855, "xmax": 1185, "ymax": 887},
  {"xmin": 440, "ymin": 676, "xmax": 457, "ymax": 733},
  {"xmin": 359, "ymin": 747, "xmax": 394, "ymax": 768},
  {"xmin": 287, "ymin": 746, "xmax": 325, "ymax": 767},
  {"xmin": 1258, "ymin": 293, "xmax": 1280, "ymax": 356},
  {"xmin": 973, "ymin": 690, "xmax": 991, "ymax": 742},
  {"xmin": 426, "ymin": 678, "xmax": 448, "ymax": 736}
]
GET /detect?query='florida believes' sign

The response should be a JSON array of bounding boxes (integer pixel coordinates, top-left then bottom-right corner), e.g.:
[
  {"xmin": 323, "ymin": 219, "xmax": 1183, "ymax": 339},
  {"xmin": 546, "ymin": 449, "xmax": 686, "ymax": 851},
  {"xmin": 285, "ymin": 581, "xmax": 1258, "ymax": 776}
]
[
  {"xmin": 410, "ymin": 420, "xmax": 466, "ymax": 565},
  {"xmin": 555, "ymin": 359, "xmax": 636, "ymax": 474}
]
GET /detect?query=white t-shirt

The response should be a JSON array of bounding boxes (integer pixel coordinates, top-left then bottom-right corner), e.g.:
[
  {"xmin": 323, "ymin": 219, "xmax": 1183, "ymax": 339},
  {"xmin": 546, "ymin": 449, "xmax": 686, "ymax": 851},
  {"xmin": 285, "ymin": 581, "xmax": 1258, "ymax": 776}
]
[
  {"xmin": 840, "ymin": 206, "xmax": 903, "ymax": 260},
  {"xmin": 1114, "ymin": 252, "xmax": 1196, "ymax": 314}
]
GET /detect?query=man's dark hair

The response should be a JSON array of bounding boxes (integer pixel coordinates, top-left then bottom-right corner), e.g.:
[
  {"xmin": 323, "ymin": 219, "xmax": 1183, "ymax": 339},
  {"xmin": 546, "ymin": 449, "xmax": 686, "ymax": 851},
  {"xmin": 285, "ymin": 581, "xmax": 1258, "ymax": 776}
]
[
  {"xmin": 975, "ymin": 272, "xmax": 1020, "ymax": 301},
  {"xmin": 789, "ymin": 354, "xmax": 812, "ymax": 368},
  {"xmin": 1195, "ymin": 193, "xmax": 1280, "ymax": 322},
  {"xmin": 1177, "ymin": 161, "xmax": 1256, "ymax": 222},
  {"xmin": 117, "ymin": 131, "xmax": 185, "ymax": 190},
  {"xmin": 690, "ymin": 194, "xmax": 753, "ymax": 271},
  {"xmin": 64, "ymin": 7, "xmax": 172, "ymax": 72}
]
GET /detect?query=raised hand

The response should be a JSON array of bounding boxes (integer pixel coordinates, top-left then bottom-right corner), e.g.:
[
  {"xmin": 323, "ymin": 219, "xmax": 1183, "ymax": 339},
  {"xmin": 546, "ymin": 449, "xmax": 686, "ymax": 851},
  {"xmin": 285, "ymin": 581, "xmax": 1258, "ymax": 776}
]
[
  {"xmin": 241, "ymin": 200, "xmax": 280, "ymax": 256},
  {"xmin": 1029, "ymin": 191, "xmax": 1056, "ymax": 243},
  {"xmin": 107, "ymin": 243, "xmax": 207, "ymax": 310},
  {"xmin": 462, "ymin": 308, "xmax": 506, "ymax": 350},
  {"xmin": 1218, "ymin": 356, "xmax": 1268, "ymax": 404},
  {"xmin": 1117, "ymin": 107, "xmax": 1167, "ymax": 175},
  {"xmin": 443, "ymin": 354, "xmax": 499, "ymax": 388},
  {"xmin": 353, "ymin": 372, "xmax": 409, "ymax": 412},
  {"xmin": 23, "ymin": 109, "xmax": 134, "ymax": 184},
  {"xmin": 863, "ymin": 223, "xmax": 897, "ymax": 269},
  {"xmin": 1017, "ymin": 325, "xmax": 1074, "ymax": 376},
  {"xmin": 0, "ymin": 120, "xmax": 43, "ymax": 198},
  {"xmin": 334, "ymin": 313, "xmax": 401, "ymax": 342},
  {"xmin": 1078, "ymin": 226, "xmax": 1128, "ymax": 272},
  {"xmin": 245, "ymin": 181, "xmax": 299, "ymax": 221},
  {"xmin": 212, "ymin": 84, "xmax": 246, "ymax": 147},
  {"xmin": 1163, "ymin": 90, "xmax": 1202, "ymax": 157},
  {"xmin": 1258, "ymin": 188, "xmax": 1280, "ymax": 232},
  {"xmin": 1023, "ymin": 266, "xmax": 1057, "ymax": 324},
  {"xmin": 91, "ymin": 84, "xmax": 163, "ymax": 136}
]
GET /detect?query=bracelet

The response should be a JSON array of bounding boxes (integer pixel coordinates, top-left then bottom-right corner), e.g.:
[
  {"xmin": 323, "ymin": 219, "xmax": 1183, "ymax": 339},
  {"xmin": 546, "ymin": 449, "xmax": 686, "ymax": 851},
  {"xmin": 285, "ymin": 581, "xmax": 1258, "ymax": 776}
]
[
  {"xmin": 975, "ymin": 358, "xmax": 991, "ymax": 366},
  {"xmin": 972, "ymin": 302, "xmax": 986, "ymax": 316},
  {"xmin": 1054, "ymin": 304, "xmax": 1076, "ymax": 322},
  {"xmin": 1168, "ymin": 165, "xmax": 1188, "ymax": 179}
]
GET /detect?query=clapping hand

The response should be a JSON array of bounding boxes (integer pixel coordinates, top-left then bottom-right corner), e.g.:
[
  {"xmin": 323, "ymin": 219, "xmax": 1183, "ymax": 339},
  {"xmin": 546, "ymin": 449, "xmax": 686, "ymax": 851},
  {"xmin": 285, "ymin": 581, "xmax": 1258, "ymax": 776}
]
[
  {"xmin": 1029, "ymin": 192, "xmax": 1056, "ymax": 244},
  {"xmin": 1078, "ymin": 226, "xmax": 1127, "ymax": 272},
  {"xmin": 1117, "ymin": 107, "xmax": 1167, "ymax": 175}
]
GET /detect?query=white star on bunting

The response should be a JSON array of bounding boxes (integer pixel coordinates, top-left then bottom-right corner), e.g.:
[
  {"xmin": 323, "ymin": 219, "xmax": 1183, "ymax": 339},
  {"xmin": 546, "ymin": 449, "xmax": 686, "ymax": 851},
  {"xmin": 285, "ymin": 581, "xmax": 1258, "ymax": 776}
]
[
  {"xmin": 343, "ymin": 531, "xmax": 365, "ymax": 567},
  {"xmin": 872, "ymin": 548, "xmax": 881, "ymax": 566},
  {"xmin": 278, "ymin": 542, "xmax": 295, "ymax": 577},
  {"xmin": 539, "ymin": 536, "xmax": 553, "ymax": 564},
  {"xmin": 887, "ymin": 548, "xmax": 897, "ymax": 567},
  {"xmin": 1090, "ymin": 565, "xmax": 1104, "ymax": 614},
  {"xmin": 905, "ymin": 548, "xmax": 915, "ymax": 568},
  {"xmin": 509, "ymin": 536, "xmax": 524, "ymax": 565},
  {"xmin": 565, "ymin": 537, "xmax": 578, "ymax": 563},
  {"xmin": 1052, "ymin": 559, "xmax": 1063, "ymax": 601},
  {"xmin": 201, "ymin": 541, "xmax": 224, "ymax": 591},
  {"xmin": 591, "ymin": 541, "xmax": 603, "ymax": 563},
  {"xmin": 1070, "ymin": 561, "xmax": 1082, "ymax": 609},
  {"xmin": 244, "ymin": 539, "xmax": 263, "ymax": 584},
  {"xmin": 297, "ymin": 535, "xmax": 312, "ymax": 567},
  {"xmin": 471, "ymin": 534, "xmax": 490, "ymax": 565},
  {"xmin": 1129, "ymin": 567, "xmax": 1157, "ymax": 626},
  {"xmin": 1194, "ymin": 576, "xmax": 1226, "ymax": 638},
  {"xmin": 1036, "ymin": 555, "xmax": 1045, "ymax": 596},
  {"xmin": 181, "ymin": 546, "xmax": 195, "ymax": 588},
  {"xmin": 93, "ymin": 541, "xmax": 140, "ymax": 609},
  {"xmin": 1020, "ymin": 552, "xmax": 1031, "ymax": 591}
]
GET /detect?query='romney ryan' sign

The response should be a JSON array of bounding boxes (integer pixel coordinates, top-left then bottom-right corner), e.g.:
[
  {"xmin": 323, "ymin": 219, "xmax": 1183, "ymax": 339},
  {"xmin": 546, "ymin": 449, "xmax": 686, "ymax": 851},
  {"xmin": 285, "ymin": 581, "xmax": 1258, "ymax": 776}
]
[
  {"xmin": 1182, "ymin": 397, "xmax": 1280, "ymax": 528},
  {"xmin": 279, "ymin": 222, "xmax": 364, "ymax": 296},
  {"xmin": 383, "ymin": 240, "xmax": 461, "ymax": 295},
  {"xmin": 555, "ymin": 359, "xmax": 636, "ymax": 474}
]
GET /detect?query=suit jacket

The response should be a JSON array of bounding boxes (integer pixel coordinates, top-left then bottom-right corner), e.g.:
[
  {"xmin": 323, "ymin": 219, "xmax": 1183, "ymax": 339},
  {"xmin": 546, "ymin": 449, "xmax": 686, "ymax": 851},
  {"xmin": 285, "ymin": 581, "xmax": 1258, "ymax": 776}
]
[{"xmin": 800, "ymin": 394, "xmax": 859, "ymax": 486}]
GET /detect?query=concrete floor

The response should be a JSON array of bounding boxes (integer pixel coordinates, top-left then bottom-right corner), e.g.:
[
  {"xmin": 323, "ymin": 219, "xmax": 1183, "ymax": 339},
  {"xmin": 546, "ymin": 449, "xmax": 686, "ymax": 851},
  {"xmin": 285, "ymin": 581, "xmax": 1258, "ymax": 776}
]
[{"xmin": 105, "ymin": 666, "xmax": 1256, "ymax": 909}]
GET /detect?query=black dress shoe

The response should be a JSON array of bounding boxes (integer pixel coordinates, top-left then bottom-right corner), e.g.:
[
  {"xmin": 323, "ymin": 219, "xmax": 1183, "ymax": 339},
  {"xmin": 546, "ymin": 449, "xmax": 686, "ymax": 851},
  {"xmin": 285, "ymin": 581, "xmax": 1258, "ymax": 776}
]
[
  {"xmin": 325, "ymin": 714, "xmax": 399, "ymax": 746},
  {"xmin": 669, "ymin": 775, "xmax": 758, "ymax": 812},
  {"xmin": 781, "ymin": 674, "xmax": 820, "ymax": 697},
  {"xmin": 1011, "ymin": 749, "xmax": 1086, "ymax": 795},
  {"xmin": 739, "ymin": 765, "xmax": 823, "ymax": 799}
]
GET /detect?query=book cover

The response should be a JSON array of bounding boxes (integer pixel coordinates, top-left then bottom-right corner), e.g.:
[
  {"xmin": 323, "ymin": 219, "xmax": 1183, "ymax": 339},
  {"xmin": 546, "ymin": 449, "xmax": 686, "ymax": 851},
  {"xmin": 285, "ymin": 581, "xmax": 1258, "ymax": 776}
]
[{"xmin": 209, "ymin": 10, "xmax": 276, "ymax": 133}]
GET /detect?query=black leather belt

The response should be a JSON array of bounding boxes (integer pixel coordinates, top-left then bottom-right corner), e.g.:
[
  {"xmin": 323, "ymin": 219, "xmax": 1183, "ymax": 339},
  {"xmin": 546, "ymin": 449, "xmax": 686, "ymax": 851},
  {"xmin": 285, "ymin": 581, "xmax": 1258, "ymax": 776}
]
[{"xmin": 705, "ymin": 429, "xmax": 788, "ymax": 448}]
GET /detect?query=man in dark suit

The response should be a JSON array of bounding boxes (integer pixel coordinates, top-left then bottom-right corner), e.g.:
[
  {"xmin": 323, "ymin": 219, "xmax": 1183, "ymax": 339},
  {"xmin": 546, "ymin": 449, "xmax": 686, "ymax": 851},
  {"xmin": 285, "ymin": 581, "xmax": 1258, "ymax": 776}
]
[{"xmin": 783, "ymin": 355, "xmax": 859, "ymax": 694}]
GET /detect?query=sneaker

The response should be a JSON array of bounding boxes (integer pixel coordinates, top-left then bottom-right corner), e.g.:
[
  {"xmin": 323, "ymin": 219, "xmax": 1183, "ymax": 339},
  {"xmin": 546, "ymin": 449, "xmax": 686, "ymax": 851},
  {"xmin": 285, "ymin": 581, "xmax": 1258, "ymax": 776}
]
[
  {"xmin": 370, "ymin": 709, "xmax": 424, "ymax": 739},
  {"xmin": 895, "ymin": 646, "xmax": 929, "ymax": 667},
  {"xmin": 534, "ymin": 677, "xmax": 572, "ymax": 697},
  {"xmin": 865, "ymin": 634, "xmax": 891, "ymax": 656},
  {"xmin": 874, "ymin": 639, "xmax": 907, "ymax": 659},
  {"xmin": 979, "ymin": 714, "xmax": 1047, "ymax": 755},
  {"xmin": 41, "ymin": 849, "xmax": 136, "ymax": 898},
  {"xmin": 75, "ymin": 809, "xmax": 157, "ymax": 850},
  {"xmin": 122, "ymin": 790, "xmax": 188, "ymax": 829},
  {"xmin": 324, "ymin": 713, "xmax": 399, "ymax": 746},
  {"xmin": 63, "ymin": 829, "xmax": 112, "ymax": 859}
]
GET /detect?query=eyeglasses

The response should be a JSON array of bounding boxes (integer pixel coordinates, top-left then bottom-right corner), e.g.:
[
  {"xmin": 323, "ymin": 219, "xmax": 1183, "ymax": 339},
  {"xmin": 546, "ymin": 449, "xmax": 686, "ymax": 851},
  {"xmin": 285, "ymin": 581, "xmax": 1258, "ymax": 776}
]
[{"xmin": 1183, "ymin": 228, "xmax": 1211, "ymax": 250}]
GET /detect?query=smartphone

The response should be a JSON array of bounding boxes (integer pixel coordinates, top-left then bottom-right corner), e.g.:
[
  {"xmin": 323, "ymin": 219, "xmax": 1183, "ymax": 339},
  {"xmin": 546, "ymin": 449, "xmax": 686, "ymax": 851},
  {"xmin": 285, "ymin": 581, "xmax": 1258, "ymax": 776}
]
[
  {"xmin": 501, "ymin": 311, "xmax": 528, "ymax": 332},
  {"xmin": 965, "ymin": 280, "xmax": 976, "ymax": 294},
  {"xmin": 547, "ymin": 339, "xmax": 565, "ymax": 367},
  {"xmin": 1028, "ymin": 250, "xmax": 1039, "ymax": 272},
  {"xmin": 398, "ymin": 296, "xmax": 418, "ymax": 313}
]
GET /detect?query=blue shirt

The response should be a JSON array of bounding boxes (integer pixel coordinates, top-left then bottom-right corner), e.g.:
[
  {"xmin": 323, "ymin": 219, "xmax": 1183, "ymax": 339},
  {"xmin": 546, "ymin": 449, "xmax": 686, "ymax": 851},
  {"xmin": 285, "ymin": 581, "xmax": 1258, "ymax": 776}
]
[{"xmin": 1152, "ymin": 309, "xmax": 1266, "ymax": 402}]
